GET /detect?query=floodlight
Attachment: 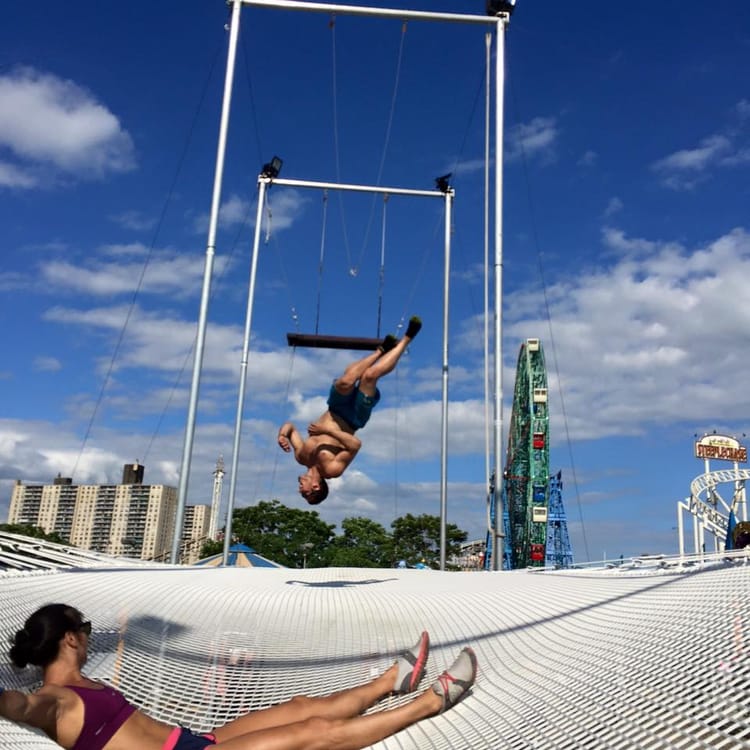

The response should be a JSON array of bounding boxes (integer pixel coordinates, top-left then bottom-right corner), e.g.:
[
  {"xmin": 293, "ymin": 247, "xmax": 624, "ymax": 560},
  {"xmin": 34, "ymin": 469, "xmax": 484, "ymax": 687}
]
[
  {"xmin": 261, "ymin": 155, "xmax": 283, "ymax": 179},
  {"xmin": 486, "ymin": 0, "xmax": 517, "ymax": 16},
  {"xmin": 435, "ymin": 173, "xmax": 452, "ymax": 193}
]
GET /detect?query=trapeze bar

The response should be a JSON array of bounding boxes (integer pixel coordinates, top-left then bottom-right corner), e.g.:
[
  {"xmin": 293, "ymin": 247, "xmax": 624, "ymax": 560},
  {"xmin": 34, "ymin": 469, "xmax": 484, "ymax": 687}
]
[
  {"xmin": 267, "ymin": 176, "xmax": 445, "ymax": 198},
  {"xmin": 287, "ymin": 333, "xmax": 384, "ymax": 351},
  {"xmin": 242, "ymin": 0, "xmax": 497, "ymax": 26}
]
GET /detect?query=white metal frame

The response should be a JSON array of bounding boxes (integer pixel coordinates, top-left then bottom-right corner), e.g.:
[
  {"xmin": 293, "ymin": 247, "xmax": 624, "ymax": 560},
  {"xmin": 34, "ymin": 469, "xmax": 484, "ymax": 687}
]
[
  {"xmin": 172, "ymin": 0, "xmax": 512, "ymax": 570},
  {"xmin": 222, "ymin": 176, "xmax": 454, "ymax": 563},
  {"xmin": 677, "ymin": 465, "xmax": 749, "ymax": 558}
]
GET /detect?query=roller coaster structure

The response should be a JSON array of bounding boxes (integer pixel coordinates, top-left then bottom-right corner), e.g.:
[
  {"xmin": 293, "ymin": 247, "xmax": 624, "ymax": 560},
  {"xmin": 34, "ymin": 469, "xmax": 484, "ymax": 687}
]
[
  {"xmin": 485, "ymin": 338, "xmax": 573, "ymax": 569},
  {"xmin": 677, "ymin": 434, "xmax": 750, "ymax": 555}
]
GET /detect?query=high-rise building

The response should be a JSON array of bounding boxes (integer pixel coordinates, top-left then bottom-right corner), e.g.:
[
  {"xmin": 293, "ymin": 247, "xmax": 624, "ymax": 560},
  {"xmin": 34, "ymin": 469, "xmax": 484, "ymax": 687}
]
[
  {"xmin": 8, "ymin": 464, "xmax": 210, "ymax": 564},
  {"xmin": 182, "ymin": 504, "xmax": 211, "ymax": 565}
]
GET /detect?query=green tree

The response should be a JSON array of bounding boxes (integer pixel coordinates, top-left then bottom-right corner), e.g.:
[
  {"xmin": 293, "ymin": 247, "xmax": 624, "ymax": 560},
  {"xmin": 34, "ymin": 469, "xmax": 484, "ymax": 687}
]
[
  {"xmin": 231, "ymin": 500, "xmax": 335, "ymax": 568},
  {"xmin": 0, "ymin": 523, "xmax": 66, "ymax": 544},
  {"xmin": 328, "ymin": 517, "xmax": 393, "ymax": 568},
  {"xmin": 391, "ymin": 513, "xmax": 467, "ymax": 569},
  {"xmin": 198, "ymin": 539, "xmax": 223, "ymax": 560}
]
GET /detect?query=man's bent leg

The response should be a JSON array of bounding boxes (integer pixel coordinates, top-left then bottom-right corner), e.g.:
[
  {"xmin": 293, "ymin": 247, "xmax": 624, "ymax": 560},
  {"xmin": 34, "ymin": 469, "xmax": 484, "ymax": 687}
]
[
  {"xmin": 334, "ymin": 350, "xmax": 383, "ymax": 393},
  {"xmin": 359, "ymin": 317, "xmax": 421, "ymax": 396}
]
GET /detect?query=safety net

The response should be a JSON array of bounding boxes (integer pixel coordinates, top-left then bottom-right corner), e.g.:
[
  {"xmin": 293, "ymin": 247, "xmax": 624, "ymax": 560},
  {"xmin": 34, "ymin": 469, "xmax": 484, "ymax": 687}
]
[{"xmin": 1, "ymin": 550, "xmax": 749, "ymax": 749}]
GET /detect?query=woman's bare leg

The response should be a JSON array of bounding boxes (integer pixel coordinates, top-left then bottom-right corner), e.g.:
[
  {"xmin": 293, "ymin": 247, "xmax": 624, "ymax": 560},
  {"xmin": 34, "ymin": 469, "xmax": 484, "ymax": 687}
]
[
  {"xmin": 214, "ymin": 688, "xmax": 442, "ymax": 750},
  {"xmin": 213, "ymin": 662, "xmax": 400, "ymax": 740}
]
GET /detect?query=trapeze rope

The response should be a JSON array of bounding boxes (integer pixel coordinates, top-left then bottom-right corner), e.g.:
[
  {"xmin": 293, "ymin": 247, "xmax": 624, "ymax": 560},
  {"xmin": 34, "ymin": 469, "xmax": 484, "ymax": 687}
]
[
  {"xmin": 315, "ymin": 191, "xmax": 329, "ymax": 335},
  {"xmin": 329, "ymin": 16, "xmax": 408, "ymax": 277},
  {"xmin": 353, "ymin": 21, "xmax": 408, "ymax": 277},
  {"xmin": 376, "ymin": 195, "xmax": 388, "ymax": 338},
  {"xmin": 328, "ymin": 15, "xmax": 354, "ymax": 273}
]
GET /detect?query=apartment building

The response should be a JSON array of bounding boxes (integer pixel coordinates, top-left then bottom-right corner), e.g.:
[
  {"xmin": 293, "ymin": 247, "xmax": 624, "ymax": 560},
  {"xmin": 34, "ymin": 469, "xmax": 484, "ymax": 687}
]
[
  {"xmin": 8, "ymin": 463, "xmax": 209, "ymax": 563},
  {"xmin": 182, "ymin": 503, "xmax": 211, "ymax": 565}
]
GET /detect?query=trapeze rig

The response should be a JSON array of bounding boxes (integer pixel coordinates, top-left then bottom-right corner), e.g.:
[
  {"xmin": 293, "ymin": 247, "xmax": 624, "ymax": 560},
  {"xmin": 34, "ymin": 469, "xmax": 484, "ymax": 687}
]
[{"xmin": 172, "ymin": 0, "xmax": 517, "ymax": 571}]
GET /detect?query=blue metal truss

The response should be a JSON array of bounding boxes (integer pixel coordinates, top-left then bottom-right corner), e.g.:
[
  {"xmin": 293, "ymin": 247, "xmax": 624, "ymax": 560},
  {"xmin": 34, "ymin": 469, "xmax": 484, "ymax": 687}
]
[{"xmin": 545, "ymin": 471, "xmax": 574, "ymax": 568}]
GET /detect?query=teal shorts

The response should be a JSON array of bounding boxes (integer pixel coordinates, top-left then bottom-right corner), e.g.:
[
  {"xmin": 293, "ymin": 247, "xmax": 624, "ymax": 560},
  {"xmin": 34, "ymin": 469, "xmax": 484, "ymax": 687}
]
[{"xmin": 327, "ymin": 384, "xmax": 381, "ymax": 430}]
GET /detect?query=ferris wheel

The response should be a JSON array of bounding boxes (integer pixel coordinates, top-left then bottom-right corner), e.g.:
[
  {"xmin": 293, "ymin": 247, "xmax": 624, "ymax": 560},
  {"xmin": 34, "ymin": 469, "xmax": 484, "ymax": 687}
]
[{"xmin": 503, "ymin": 338, "xmax": 550, "ymax": 568}]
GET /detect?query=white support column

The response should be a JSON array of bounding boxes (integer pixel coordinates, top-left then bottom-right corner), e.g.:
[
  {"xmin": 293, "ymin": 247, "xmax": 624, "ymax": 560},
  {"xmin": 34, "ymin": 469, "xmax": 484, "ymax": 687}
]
[
  {"xmin": 439, "ymin": 188, "xmax": 454, "ymax": 570},
  {"xmin": 492, "ymin": 13, "xmax": 510, "ymax": 571},
  {"xmin": 172, "ymin": 0, "xmax": 244, "ymax": 563},
  {"xmin": 223, "ymin": 177, "xmax": 269, "ymax": 565}
]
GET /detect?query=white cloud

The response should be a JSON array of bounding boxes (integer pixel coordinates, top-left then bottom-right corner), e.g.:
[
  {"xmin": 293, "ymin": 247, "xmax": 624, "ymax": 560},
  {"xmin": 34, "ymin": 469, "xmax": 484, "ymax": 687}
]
[
  {"xmin": 0, "ymin": 160, "xmax": 37, "ymax": 188},
  {"xmin": 446, "ymin": 157, "xmax": 487, "ymax": 177},
  {"xmin": 263, "ymin": 189, "xmax": 310, "ymax": 233},
  {"xmin": 0, "ymin": 270, "xmax": 27, "ymax": 291},
  {"xmin": 505, "ymin": 117, "xmax": 558, "ymax": 163},
  {"xmin": 0, "ymin": 67, "xmax": 135, "ymax": 184},
  {"xmin": 192, "ymin": 189, "xmax": 309, "ymax": 235},
  {"xmin": 33, "ymin": 356, "xmax": 62, "ymax": 372},
  {"xmin": 601, "ymin": 227, "xmax": 658, "ymax": 255},
  {"xmin": 720, "ymin": 148, "xmax": 750, "ymax": 167},
  {"xmin": 0, "ymin": 418, "xmax": 235, "ymax": 524},
  {"xmin": 651, "ymin": 131, "xmax": 750, "ymax": 190},
  {"xmin": 604, "ymin": 197, "xmax": 623, "ymax": 217},
  {"xmin": 220, "ymin": 194, "xmax": 252, "ymax": 226},
  {"xmin": 578, "ymin": 150, "xmax": 597, "ymax": 167},
  {"xmin": 98, "ymin": 242, "xmax": 149, "ymax": 258},
  {"xmin": 38, "ymin": 248, "xmax": 228, "ymax": 297},
  {"xmin": 506, "ymin": 226, "xmax": 750, "ymax": 440},
  {"xmin": 109, "ymin": 211, "xmax": 157, "ymax": 232},
  {"xmin": 654, "ymin": 135, "xmax": 731, "ymax": 172}
]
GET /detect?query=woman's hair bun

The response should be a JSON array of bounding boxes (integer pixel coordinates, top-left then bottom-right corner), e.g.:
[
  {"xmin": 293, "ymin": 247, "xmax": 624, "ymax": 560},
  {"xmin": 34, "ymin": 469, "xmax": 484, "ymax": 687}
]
[{"xmin": 9, "ymin": 628, "xmax": 33, "ymax": 668}]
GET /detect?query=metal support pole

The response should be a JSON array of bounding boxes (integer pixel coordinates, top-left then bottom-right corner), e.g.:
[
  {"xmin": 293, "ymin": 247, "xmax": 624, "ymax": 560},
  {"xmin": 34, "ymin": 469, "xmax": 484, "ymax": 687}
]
[
  {"xmin": 492, "ymin": 14, "xmax": 509, "ymax": 570},
  {"xmin": 222, "ymin": 178, "xmax": 269, "ymax": 565},
  {"xmin": 171, "ymin": 0, "xmax": 243, "ymax": 563},
  {"xmin": 439, "ymin": 189, "xmax": 454, "ymax": 571}
]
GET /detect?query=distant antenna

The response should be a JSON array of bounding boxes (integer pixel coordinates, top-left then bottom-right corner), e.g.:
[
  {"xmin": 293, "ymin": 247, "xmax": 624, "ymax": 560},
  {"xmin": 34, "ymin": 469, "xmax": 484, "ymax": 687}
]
[{"xmin": 209, "ymin": 456, "xmax": 225, "ymax": 540}]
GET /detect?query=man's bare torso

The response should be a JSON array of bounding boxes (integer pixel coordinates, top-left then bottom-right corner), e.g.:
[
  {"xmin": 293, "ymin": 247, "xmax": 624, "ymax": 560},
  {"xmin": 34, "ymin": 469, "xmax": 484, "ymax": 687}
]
[{"xmin": 299, "ymin": 410, "xmax": 356, "ymax": 470}]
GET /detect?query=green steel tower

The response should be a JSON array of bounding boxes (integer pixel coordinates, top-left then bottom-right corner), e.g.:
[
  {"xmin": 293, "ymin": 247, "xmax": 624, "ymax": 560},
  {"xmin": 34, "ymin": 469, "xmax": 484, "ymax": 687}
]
[{"xmin": 504, "ymin": 338, "xmax": 550, "ymax": 568}]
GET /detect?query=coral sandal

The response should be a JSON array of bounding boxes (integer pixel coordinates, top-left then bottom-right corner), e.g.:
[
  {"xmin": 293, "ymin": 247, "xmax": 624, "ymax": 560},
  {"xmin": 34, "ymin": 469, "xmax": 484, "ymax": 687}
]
[
  {"xmin": 431, "ymin": 647, "xmax": 477, "ymax": 712},
  {"xmin": 392, "ymin": 631, "xmax": 430, "ymax": 694}
]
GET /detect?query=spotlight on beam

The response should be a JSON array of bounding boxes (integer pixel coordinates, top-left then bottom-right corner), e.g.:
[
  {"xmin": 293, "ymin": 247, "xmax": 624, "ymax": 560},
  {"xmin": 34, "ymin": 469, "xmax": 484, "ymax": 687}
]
[
  {"xmin": 486, "ymin": 0, "xmax": 517, "ymax": 16},
  {"xmin": 435, "ymin": 173, "xmax": 452, "ymax": 193},
  {"xmin": 261, "ymin": 155, "xmax": 283, "ymax": 179}
]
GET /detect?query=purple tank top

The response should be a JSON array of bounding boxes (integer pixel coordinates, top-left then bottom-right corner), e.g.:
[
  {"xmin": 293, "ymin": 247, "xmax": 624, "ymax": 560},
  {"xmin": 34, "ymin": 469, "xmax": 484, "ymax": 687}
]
[{"xmin": 65, "ymin": 684, "xmax": 137, "ymax": 750}]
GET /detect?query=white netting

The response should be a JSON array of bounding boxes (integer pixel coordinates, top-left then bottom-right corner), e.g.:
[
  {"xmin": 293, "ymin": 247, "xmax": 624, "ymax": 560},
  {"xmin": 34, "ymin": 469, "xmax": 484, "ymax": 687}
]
[{"xmin": 1, "ymin": 552, "xmax": 749, "ymax": 749}]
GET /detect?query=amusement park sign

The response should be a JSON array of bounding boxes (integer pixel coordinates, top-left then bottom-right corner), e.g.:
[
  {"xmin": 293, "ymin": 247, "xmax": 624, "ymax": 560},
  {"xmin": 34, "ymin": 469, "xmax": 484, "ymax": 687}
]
[{"xmin": 694, "ymin": 434, "xmax": 747, "ymax": 463}]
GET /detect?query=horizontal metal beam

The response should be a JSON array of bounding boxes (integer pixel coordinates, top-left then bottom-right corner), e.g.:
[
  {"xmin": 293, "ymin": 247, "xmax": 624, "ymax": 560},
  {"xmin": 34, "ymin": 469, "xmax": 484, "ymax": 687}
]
[
  {"xmin": 265, "ymin": 176, "xmax": 446, "ymax": 198},
  {"xmin": 242, "ymin": 0, "xmax": 497, "ymax": 26}
]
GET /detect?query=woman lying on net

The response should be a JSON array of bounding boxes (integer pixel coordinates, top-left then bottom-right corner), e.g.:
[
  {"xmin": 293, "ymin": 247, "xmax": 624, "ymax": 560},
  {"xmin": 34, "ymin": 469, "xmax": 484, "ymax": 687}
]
[{"xmin": 0, "ymin": 603, "xmax": 477, "ymax": 750}]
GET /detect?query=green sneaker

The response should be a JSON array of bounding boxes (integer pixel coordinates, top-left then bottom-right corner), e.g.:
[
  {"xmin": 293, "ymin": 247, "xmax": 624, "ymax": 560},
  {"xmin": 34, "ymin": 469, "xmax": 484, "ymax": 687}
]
[
  {"xmin": 380, "ymin": 334, "xmax": 398, "ymax": 353},
  {"xmin": 405, "ymin": 316, "xmax": 422, "ymax": 339}
]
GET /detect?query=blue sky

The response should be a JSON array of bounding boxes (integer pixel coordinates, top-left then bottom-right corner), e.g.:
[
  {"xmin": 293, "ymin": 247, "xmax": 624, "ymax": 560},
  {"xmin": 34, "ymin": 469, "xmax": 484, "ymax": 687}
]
[{"xmin": 2, "ymin": 0, "xmax": 749, "ymax": 561}]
